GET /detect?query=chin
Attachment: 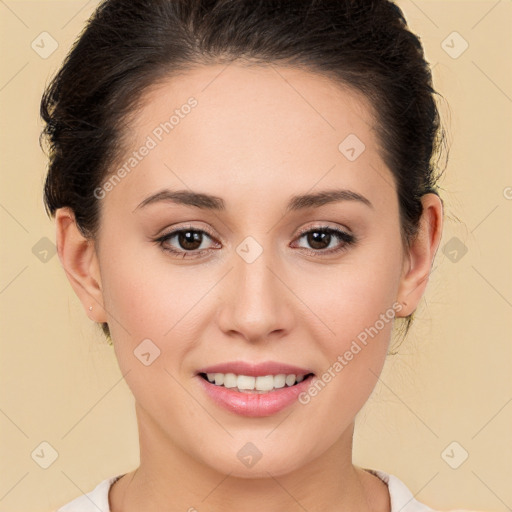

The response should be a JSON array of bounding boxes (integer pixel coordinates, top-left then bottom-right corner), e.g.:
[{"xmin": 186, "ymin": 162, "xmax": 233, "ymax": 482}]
[{"xmin": 197, "ymin": 442, "xmax": 308, "ymax": 479}]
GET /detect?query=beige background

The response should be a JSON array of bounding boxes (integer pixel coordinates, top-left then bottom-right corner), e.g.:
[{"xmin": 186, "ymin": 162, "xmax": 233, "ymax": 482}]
[{"xmin": 0, "ymin": 1, "xmax": 511, "ymax": 511}]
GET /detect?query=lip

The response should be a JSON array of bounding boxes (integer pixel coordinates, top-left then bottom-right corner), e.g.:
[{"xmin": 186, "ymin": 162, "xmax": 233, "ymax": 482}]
[
  {"xmin": 196, "ymin": 372, "xmax": 315, "ymax": 417},
  {"xmin": 195, "ymin": 360, "xmax": 314, "ymax": 377}
]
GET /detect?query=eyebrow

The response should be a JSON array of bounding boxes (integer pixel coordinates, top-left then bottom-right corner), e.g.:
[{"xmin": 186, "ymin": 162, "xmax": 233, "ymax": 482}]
[{"xmin": 134, "ymin": 187, "xmax": 373, "ymax": 212}]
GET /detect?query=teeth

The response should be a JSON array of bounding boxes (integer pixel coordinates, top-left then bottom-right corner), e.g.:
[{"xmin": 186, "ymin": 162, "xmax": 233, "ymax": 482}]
[
  {"xmin": 204, "ymin": 372, "xmax": 308, "ymax": 392},
  {"xmin": 223, "ymin": 373, "xmax": 237, "ymax": 388},
  {"xmin": 285, "ymin": 374, "xmax": 296, "ymax": 386},
  {"xmin": 237, "ymin": 374, "xmax": 255, "ymax": 390}
]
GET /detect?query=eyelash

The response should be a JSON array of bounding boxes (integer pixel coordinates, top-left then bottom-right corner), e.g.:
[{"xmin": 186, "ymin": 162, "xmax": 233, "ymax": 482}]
[{"xmin": 154, "ymin": 224, "xmax": 356, "ymax": 259}]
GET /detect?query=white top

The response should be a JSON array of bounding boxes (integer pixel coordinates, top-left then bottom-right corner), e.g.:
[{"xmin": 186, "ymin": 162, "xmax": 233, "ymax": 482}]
[{"xmin": 55, "ymin": 468, "xmax": 474, "ymax": 512}]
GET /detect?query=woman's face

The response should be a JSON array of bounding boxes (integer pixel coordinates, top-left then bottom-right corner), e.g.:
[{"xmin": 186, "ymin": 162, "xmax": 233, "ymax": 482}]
[{"xmin": 87, "ymin": 63, "xmax": 413, "ymax": 477}]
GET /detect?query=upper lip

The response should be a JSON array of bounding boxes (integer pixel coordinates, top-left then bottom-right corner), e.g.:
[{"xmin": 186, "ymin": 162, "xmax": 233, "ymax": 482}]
[{"xmin": 196, "ymin": 361, "xmax": 314, "ymax": 377}]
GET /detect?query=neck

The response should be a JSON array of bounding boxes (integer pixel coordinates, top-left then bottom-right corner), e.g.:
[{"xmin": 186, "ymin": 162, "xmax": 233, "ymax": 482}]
[{"xmin": 109, "ymin": 403, "xmax": 389, "ymax": 512}]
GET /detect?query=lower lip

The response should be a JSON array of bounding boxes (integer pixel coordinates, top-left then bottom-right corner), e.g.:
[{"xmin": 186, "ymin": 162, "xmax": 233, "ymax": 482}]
[{"xmin": 196, "ymin": 374, "xmax": 315, "ymax": 417}]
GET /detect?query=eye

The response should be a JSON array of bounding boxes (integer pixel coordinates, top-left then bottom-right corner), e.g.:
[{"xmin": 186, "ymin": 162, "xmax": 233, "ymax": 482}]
[
  {"xmin": 292, "ymin": 225, "xmax": 356, "ymax": 256},
  {"xmin": 154, "ymin": 224, "xmax": 356, "ymax": 260},
  {"xmin": 154, "ymin": 226, "xmax": 220, "ymax": 259}
]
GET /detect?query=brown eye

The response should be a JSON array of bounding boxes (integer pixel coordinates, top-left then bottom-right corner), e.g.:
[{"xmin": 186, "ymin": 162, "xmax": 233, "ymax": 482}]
[
  {"xmin": 176, "ymin": 230, "xmax": 204, "ymax": 251},
  {"xmin": 155, "ymin": 227, "xmax": 220, "ymax": 259},
  {"xmin": 306, "ymin": 230, "xmax": 333, "ymax": 250},
  {"xmin": 293, "ymin": 226, "xmax": 356, "ymax": 256}
]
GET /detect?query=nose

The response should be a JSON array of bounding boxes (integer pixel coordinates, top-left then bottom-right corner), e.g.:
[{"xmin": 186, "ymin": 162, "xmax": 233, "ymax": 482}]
[{"xmin": 216, "ymin": 245, "xmax": 295, "ymax": 344}]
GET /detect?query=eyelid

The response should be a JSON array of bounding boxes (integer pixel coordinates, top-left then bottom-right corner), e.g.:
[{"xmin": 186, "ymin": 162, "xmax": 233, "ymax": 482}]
[
  {"xmin": 155, "ymin": 222, "xmax": 218, "ymax": 240},
  {"xmin": 294, "ymin": 222, "xmax": 352, "ymax": 237}
]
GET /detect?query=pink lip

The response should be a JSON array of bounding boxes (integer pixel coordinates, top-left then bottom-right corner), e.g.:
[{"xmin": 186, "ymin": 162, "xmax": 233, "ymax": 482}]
[
  {"xmin": 196, "ymin": 360, "xmax": 313, "ymax": 377},
  {"xmin": 196, "ymin": 373, "xmax": 316, "ymax": 417}
]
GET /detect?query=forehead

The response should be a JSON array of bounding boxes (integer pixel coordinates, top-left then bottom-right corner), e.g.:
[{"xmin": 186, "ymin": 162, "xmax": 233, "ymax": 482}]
[
  {"xmin": 105, "ymin": 63, "xmax": 392, "ymax": 213},
  {"xmin": 131, "ymin": 62, "xmax": 377, "ymax": 152}
]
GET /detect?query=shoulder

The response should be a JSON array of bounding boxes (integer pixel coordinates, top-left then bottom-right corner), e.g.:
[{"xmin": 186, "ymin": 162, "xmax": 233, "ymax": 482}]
[
  {"xmin": 365, "ymin": 468, "xmax": 485, "ymax": 512},
  {"xmin": 54, "ymin": 475, "xmax": 123, "ymax": 512}
]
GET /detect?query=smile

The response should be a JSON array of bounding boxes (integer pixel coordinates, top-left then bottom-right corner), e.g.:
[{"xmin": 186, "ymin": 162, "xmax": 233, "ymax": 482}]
[
  {"xmin": 196, "ymin": 371, "xmax": 316, "ymax": 417},
  {"xmin": 199, "ymin": 372, "xmax": 313, "ymax": 394}
]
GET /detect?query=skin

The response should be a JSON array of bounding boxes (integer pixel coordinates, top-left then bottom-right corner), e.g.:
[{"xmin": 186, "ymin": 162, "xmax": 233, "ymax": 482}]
[{"xmin": 55, "ymin": 63, "xmax": 443, "ymax": 511}]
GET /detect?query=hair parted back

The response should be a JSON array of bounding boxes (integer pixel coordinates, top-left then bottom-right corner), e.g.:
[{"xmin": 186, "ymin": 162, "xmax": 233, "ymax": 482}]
[{"xmin": 40, "ymin": 0, "xmax": 447, "ymax": 342}]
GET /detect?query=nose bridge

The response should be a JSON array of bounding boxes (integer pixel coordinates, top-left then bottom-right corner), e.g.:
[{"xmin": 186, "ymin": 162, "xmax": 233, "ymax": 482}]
[{"xmin": 217, "ymin": 238, "xmax": 292, "ymax": 341}]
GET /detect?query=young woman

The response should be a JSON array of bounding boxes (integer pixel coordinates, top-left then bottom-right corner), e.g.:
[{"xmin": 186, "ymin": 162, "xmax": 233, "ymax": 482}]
[{"xmin": 40, "ymin": 0, "xmax": 478, "ymax": 510}]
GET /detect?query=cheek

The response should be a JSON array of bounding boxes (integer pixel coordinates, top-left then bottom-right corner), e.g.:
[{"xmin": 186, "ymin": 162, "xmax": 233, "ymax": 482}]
[
  {"xmin": 100, "ymin": 255, "xmax": 203, "ymax": 413},
  {"xmin": 99, "ymin": 244, "xmax": 217, "ymax": 389},
  {"xmin": 297, "ymin": 282, "xmax": 396, "ymax": 445},
  {"xmin": 99, "ymin": 236, "xmax": 201, "ymax": 339},
  {"xmin": 304, "ymin": 252, "xmax": 402, "ymax": 348},
  {"xmin": 299, "ymin": 242, "xmax": 402, "ymax": 403}
]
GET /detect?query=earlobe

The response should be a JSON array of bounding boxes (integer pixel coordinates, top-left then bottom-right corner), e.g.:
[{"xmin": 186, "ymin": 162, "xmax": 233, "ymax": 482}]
[
  {"xmin": 396, "ymin": 193, "xmax": 444, "ymax": 318},
  {"xmin": 55, "ymin": 207, "xmax": 107, "ymax": 323}
]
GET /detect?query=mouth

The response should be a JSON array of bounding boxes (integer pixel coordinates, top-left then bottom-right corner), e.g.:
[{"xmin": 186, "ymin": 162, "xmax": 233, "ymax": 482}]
[
  {"xmin": 198, "ymin": 372, "xmax": 315, "ymax": 394},
  {"xmin": 195, "ymin": 364, "xmax": 317, "ymax": 417}
]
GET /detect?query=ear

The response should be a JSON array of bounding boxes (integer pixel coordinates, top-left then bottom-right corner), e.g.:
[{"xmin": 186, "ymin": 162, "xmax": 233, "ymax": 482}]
[
  {"xmin": 396, "ymin": 193, "xmax": 444, "ymax": 318},
  {"xmin": 55, "ymin": 207, "xmax": 107, "ymax": 323}
]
